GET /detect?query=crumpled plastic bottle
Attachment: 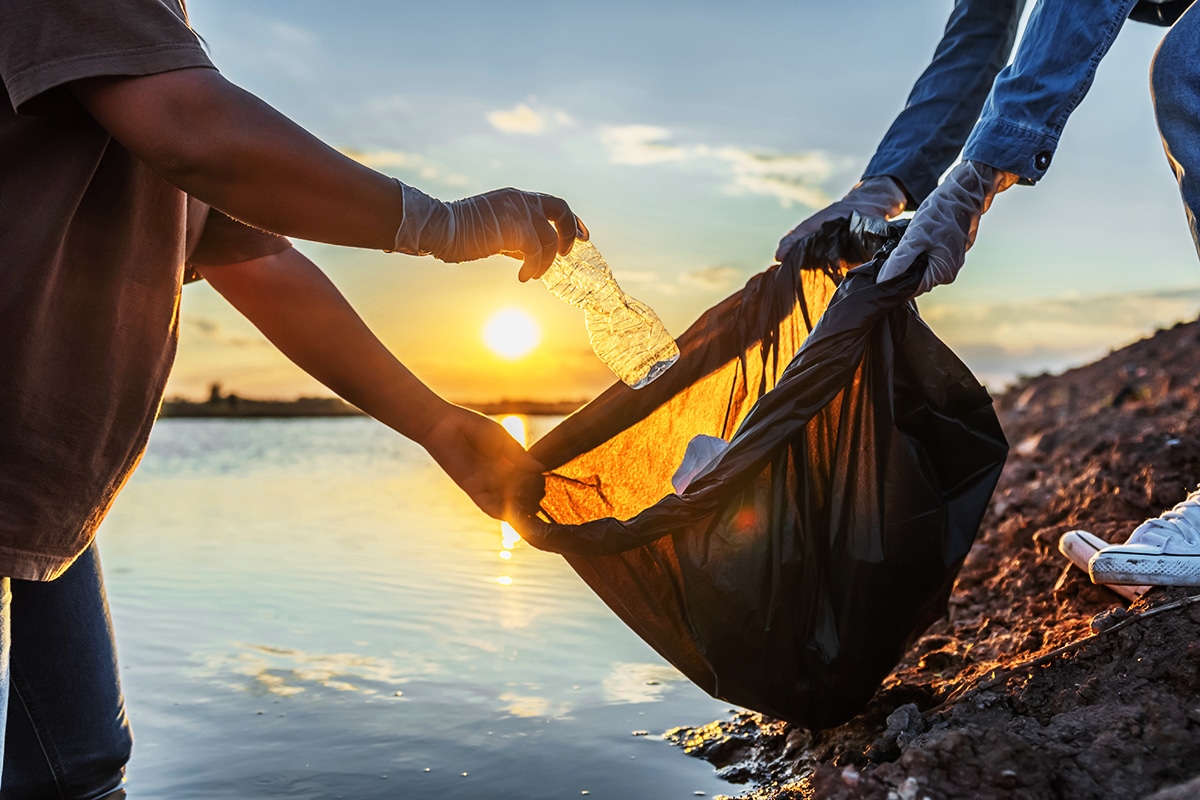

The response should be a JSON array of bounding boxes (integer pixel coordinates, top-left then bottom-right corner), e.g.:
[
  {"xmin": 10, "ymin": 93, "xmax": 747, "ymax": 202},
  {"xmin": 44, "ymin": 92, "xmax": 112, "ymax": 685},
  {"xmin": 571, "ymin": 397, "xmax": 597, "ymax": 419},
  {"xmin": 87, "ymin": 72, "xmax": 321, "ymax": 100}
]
[{"xmin": 541, "ymin": 240, "xmax": 679, "ymax": 389}]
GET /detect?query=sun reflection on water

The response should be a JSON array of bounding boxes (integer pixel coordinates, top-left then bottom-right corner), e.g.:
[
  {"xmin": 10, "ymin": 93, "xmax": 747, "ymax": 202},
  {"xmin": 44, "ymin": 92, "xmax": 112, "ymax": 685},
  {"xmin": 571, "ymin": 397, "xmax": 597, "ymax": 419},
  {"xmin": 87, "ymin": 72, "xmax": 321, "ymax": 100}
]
[{"xmin": 499, "ymin": 415, "xmax": 527, "ymax": 446}]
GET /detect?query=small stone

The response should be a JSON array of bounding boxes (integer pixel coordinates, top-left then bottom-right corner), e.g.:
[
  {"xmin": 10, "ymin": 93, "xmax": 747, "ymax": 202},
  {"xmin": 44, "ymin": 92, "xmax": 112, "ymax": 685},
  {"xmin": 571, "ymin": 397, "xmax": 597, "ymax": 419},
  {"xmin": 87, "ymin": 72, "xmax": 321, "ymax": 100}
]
[
  {"xmin": 394, "ymin": 690, "xmax": 404, "ymax": 697},
  {"xmin": 632, "ymin": 730, "xmax": 650, "ymax": 736}
]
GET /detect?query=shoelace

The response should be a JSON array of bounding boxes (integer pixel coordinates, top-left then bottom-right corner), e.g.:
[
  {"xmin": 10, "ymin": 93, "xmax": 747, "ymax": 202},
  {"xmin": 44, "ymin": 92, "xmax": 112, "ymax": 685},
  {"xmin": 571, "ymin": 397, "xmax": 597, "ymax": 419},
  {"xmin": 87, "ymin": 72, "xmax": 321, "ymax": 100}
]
[{"xmin": 1129, "ymin": 485, "xmax": 1200, "ymax": 548}]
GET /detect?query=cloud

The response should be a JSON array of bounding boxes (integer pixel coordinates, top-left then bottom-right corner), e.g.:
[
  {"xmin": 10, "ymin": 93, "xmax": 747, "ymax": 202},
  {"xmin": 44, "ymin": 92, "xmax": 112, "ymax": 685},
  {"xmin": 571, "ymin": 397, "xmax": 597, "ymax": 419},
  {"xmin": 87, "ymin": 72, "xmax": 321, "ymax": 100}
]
[
  {"xmin": 598, "ymin": 125, "xmax": 834, "ymax": 207},
  {"xmin": 600, "ymin": 125, "xmax": 697, "ymax": 165},
  {"xmin": 337, "ymin": 147, "xmax": 469, "ymax": 187},
  {"xmin": 714, "ymin": 147, "xmax": 834, "ymax": 208},
  {"xmin": 922, "ymin": 287, "xmax": 1200, "ymax": 389},
  {"xmin": 680, "ymin": 265, "xmax": 742, "ymax": 292},
  {"xmin": 181, "ymin": 316, "xmax": 268, "ymax": 349},
  {"xmin": 487, "ymin": 102, "xmax": 575, "ymax": 135},
  {"xmin": 266, "ymin": 20, "xmax": 316, "ymax": 46}
]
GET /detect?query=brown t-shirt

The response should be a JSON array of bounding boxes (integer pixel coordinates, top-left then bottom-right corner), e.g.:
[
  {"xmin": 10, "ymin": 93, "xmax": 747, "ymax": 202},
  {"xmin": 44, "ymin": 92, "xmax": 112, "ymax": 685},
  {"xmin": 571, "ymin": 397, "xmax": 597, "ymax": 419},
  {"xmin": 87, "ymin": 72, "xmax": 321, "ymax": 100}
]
[{"xmin": 0, "ymin": 1, "xmax": 290, "ymax": 580}]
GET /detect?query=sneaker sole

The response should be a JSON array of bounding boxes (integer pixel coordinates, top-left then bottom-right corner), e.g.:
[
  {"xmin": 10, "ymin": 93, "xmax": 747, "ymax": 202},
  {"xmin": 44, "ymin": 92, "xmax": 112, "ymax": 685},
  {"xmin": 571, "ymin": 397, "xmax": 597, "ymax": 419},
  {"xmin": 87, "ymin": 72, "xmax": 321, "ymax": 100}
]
[
  {"xmin": 1089, "ymin": 550, "xmax": 1200, "ymax": 587},
  {"xmin": 1058, "ymin": 531, "xmax": 1147, "ymax": 600}
]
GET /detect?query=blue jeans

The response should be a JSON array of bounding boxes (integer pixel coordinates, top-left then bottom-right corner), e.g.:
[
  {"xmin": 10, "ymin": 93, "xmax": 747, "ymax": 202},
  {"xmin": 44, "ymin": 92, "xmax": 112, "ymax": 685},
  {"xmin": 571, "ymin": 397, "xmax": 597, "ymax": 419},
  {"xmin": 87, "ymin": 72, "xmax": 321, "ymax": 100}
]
[
  {"xmin": 0, "ymin": 545, "xmax": 132, "ymax": 799},
  {"xmin": 1153, "ymin": 3, "xmax": 1200, "ymax": 254}
]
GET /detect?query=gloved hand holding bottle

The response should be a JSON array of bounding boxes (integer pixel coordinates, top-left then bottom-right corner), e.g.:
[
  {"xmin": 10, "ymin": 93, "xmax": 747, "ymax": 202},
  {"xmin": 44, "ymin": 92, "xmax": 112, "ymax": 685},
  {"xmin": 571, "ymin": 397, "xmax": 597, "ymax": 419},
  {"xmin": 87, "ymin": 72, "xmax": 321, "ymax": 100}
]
[
  {"xmin": 775, "ymin": 175, "xmax": 908, "ymax": 262},
  {"xmin": 392, "ymin": 183, "xmax": 588, "ymax": 282},
  {"xmin": 876, "ymin": 161, "xmax": 1018, "ymax": 295}
]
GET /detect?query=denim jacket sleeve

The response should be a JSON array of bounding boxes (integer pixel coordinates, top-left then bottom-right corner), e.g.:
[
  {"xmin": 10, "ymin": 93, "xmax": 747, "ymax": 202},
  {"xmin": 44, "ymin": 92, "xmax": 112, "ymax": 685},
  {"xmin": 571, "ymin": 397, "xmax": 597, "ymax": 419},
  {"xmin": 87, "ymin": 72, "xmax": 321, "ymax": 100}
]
[
  {"xmin": 864, "ymin": 0, "xmax": 1026, "ymax": 207},
  {"xmin": 962, "ymin": 0, "xmax": 1140, "ymax": 184}
]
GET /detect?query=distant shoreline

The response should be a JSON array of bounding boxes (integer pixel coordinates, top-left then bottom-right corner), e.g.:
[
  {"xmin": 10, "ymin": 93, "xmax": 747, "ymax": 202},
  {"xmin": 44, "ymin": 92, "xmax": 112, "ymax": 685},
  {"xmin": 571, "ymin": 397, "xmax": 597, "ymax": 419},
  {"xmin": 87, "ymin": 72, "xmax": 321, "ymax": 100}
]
[{"xmin": 158, "ymin": 396, "xmax": 586, "ymax": 419}]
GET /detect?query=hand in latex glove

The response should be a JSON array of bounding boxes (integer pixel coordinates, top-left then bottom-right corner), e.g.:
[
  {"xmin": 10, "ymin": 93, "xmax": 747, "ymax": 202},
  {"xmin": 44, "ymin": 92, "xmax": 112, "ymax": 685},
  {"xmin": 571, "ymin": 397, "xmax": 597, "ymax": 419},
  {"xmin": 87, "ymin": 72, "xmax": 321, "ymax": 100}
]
[
  {"xmin": 393, "ymin": 184, "xmax": 588, "ymax": 282},
  {"xmin": 876, "ymin": 161, "xmax": 1018, "ymax": 295},
  {"xmin": 418, "ymin": 404, "xmax": 545, "ymax": 520},
  {"xmin": 775, "ymin": 175, "xmax": 907, "ymax": 261}
]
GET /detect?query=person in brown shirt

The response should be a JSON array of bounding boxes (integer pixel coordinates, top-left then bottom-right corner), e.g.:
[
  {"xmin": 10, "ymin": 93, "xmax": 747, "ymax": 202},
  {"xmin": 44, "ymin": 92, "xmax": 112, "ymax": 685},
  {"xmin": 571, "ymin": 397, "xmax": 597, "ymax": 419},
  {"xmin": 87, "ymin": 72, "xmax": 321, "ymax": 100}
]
[{"xmin": 0, "ymin": 0, "xmax": 581, "ymax": 794}]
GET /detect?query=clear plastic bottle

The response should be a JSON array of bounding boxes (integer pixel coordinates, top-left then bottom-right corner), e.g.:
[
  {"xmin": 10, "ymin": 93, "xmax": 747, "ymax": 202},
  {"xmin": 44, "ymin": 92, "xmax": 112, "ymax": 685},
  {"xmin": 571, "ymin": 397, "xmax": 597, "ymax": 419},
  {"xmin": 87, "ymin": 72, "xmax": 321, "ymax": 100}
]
[{"xmin": 541, "ymin": 240, "xmax": 679, "ymax": 389}]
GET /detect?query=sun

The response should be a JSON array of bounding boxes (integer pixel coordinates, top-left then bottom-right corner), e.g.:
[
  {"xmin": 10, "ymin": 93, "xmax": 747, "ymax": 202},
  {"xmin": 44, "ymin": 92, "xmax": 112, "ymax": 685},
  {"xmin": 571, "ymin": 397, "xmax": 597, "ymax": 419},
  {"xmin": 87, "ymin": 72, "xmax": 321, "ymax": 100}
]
[{"xmin": 482, "ymin": 308, "xmax": 541, "ymax": 360}]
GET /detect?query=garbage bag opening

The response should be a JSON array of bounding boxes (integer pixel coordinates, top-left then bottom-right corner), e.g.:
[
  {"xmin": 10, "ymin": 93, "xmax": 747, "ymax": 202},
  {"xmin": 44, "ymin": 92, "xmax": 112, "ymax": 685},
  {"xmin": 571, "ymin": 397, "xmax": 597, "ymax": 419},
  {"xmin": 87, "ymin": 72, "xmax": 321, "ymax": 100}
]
[{"xmin": 514, "ymin": 220, "xmax": 1008, "ymax": 729}]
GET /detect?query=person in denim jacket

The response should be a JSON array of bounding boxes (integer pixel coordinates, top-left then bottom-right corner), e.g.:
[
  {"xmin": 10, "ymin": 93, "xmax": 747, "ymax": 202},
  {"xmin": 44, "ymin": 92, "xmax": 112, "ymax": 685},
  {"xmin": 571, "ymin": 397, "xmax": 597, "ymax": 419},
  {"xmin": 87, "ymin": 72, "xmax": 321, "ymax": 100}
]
[{"xmin": 777, "ymin": 0, "xmax": 1200, "ymax": 588}]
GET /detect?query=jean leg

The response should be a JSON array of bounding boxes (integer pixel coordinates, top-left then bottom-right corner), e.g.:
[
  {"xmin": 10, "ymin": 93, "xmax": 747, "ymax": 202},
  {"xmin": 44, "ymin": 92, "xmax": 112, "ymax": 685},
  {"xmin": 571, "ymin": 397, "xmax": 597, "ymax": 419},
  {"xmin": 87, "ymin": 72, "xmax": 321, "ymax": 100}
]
[
  {"xmin": 1152, "ymin": 4, "xmax": 1200, "ymax": 256},
  {"xmin": 1, "ymin": 545, "xmax": 132, "ymax": 800}
]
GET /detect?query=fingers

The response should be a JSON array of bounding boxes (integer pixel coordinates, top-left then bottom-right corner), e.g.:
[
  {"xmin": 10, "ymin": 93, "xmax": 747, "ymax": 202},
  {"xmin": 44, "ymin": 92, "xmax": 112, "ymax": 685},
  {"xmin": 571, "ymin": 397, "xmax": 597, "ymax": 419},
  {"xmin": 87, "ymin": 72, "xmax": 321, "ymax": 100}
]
[
  {"xmin": 517, "ymin": 217, "xmax": 558, "ymax": 282},
  {"xmin": 537, "ymin": 194, "xmax": 583, "ymax": 256},
  {"xmin": 875, "ymin": 242, "xmax": 916, "ymax": 283},
  {"xmin": 774, "ymin": 229, "xmax": 804, "ymax": 262},
  {"xmin": 774, "ymin": 206, "xmax": 841, "ymax": 261}
]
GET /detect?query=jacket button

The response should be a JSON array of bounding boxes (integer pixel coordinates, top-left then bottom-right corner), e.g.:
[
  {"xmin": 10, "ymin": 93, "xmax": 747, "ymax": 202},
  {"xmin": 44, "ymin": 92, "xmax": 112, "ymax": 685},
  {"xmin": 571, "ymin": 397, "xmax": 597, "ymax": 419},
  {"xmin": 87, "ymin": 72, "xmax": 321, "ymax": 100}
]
[{"xmin": 1034, "ymin": 151, "xmax": 1052, "ymax": 170}]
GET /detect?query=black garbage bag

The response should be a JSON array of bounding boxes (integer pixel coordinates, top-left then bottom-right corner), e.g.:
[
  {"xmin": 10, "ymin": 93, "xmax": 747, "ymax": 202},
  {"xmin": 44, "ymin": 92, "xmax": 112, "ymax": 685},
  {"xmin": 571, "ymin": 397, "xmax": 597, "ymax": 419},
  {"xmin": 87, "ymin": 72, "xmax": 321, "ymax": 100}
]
[{"xmin": 514, "ymin": 222, "xmax": 1008, "ymax": 729}]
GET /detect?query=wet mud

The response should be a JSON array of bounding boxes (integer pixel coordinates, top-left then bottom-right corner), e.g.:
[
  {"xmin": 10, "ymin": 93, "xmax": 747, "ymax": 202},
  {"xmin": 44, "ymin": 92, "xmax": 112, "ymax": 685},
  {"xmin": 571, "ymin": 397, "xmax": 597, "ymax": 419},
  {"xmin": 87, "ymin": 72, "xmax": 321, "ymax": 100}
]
[{"xmin": 668, "ymin": 318, "xmax": 1200, "ymax": 799}]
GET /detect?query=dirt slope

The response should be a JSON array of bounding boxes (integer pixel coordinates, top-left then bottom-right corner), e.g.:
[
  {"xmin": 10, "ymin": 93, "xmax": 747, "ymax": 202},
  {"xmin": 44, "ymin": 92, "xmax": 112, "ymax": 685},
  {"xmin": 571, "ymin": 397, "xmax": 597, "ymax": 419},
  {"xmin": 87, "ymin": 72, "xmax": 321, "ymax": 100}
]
[{"xmin": 668, "ymin": 318, "xmax": 1200, "ymax": 800}]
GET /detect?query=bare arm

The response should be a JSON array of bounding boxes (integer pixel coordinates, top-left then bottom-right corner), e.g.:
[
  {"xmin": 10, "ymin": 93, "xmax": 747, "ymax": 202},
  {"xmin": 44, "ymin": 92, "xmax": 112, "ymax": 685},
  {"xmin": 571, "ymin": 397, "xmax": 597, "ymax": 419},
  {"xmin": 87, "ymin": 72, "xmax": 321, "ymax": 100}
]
[
  {"xmin": 71, "ymin": 67, "xmax": 581, "ymax": 279},
  {"xmin": 197, "ymin": 248, "xmax": 544, "ymax": 518},
  {"xmin": 73, "ymin": 68, "xmax": 400, "ymax": 250}
]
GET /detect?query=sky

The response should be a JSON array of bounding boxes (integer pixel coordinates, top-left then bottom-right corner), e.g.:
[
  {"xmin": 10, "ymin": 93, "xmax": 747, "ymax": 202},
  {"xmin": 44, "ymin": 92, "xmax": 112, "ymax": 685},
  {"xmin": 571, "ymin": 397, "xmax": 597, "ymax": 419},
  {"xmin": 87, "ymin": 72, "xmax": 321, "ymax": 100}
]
[{"xmin": 168, "ymin": 1, "xmax": 1200, "ymax": 404}]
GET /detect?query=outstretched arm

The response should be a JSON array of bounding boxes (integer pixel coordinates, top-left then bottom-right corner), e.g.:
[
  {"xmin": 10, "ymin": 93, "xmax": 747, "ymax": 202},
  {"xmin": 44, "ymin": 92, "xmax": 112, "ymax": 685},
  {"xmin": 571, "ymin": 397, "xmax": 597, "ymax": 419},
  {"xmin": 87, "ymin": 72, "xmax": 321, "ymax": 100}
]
[
  {"xmin": 196, "ymin": 247, "xmax": 544, "ymax": 519},
  {"xmin": 72, "ymin": 67, "xmax": 579, "ymax": 279},
  {"xmin": 777, "ymin": 0, "xmax": 1024, "ymax": 261}
]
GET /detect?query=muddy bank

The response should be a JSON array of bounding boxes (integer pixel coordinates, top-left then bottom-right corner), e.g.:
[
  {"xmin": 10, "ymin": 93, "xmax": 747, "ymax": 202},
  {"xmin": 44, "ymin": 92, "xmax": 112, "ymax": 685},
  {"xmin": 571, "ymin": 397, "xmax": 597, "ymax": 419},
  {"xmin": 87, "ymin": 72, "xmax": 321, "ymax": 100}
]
[{"xmin": 667, "ymin": 319, "xmax": 1200, "ymax": 799}]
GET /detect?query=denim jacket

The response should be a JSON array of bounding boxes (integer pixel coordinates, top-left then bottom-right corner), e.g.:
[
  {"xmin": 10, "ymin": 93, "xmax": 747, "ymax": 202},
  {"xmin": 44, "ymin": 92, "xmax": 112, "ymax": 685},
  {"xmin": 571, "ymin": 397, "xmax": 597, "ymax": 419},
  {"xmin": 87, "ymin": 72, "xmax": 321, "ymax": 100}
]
[{"xmin": 863, "ymin": 0, "xmax": 1145, "ymax": 206}]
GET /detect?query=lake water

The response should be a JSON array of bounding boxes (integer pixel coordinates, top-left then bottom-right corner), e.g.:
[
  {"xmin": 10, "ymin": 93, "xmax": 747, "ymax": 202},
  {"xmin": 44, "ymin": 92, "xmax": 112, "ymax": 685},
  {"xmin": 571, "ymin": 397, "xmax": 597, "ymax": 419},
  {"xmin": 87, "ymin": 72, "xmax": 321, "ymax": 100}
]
[{"xmin": 97, "ymin": 416, "xmax": 735, "ymax": 799}]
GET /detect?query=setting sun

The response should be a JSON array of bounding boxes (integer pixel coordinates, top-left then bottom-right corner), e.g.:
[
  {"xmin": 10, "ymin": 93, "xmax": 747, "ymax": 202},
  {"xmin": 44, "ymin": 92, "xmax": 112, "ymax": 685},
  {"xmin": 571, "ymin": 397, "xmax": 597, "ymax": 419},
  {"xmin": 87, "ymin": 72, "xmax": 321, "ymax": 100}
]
[{"xmin": 482, "ymin": 308, "xmax": 541, "ymax": 360}]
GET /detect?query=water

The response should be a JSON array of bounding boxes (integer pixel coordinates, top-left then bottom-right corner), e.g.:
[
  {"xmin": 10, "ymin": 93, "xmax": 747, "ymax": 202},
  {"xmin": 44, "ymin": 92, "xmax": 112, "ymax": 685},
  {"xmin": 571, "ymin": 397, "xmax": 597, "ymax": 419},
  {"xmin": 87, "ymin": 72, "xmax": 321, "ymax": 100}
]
[{"xmin": 98, "ymin": 416, "xmax": 734, "ymax": 799}]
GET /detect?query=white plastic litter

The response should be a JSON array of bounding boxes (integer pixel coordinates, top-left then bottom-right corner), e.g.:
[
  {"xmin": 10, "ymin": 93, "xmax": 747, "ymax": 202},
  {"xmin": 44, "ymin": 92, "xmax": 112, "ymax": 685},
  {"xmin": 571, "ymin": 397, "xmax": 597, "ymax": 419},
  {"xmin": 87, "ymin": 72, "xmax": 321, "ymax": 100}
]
[{"xmin": 671, "ymin": 434, "xmax": 730, "ymax": 495}]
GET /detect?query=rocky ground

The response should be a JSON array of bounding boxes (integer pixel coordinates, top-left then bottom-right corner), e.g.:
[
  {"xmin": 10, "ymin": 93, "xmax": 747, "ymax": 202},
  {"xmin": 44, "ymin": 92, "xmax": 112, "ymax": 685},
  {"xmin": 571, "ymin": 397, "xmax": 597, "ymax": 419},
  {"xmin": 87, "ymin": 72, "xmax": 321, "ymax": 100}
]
[{"xmin": 667, "ymin": 318, "xmax": 1200, "ymax": 800}]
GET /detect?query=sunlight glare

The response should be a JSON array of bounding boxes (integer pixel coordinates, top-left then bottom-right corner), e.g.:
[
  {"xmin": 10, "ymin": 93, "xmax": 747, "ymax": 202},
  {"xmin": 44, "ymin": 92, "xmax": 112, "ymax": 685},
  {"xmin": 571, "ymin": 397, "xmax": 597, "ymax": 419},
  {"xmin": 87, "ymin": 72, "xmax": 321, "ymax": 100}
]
[
  {"xmin": 499, "ymin": 415, "xmax": 527, "ymax": 446},
  {"xmin": 501, "ymin": 521, "xmax": 522, "ymax": 550},
  {"xmin": 483, "ymin": 308, "xmax": 541, "ymax": 360}
]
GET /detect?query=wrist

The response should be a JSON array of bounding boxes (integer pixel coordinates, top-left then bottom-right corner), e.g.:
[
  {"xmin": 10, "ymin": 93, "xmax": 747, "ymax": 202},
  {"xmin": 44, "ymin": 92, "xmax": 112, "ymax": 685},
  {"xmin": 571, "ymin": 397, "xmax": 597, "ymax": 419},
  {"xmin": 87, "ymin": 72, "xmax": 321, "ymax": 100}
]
[
  {"xmin": 406, "ymin": 396, "xmax": 455, "ymax": 448},
  {"xmin": 389, "ymin": 182, "xmax": 450, "ymax": 256},
  {"xmin": 848, "ymin": 174, "xmax": 908, "ymax": 219}
]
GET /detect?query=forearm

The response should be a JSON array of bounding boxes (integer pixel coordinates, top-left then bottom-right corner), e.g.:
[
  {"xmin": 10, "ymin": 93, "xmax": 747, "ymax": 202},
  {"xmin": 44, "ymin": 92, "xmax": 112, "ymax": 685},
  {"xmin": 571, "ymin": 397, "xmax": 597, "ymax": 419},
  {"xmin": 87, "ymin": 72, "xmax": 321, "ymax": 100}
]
[
  {"xmin": 198, "ymin": 248, "xmax": 449, "ymax": 442},
  {"xmin": 73, "ymin": 68, "xmax": 400, "ymax": 250},
  {"xmin": 864, "ymin": 0, "xmax": 1025, "ymax": 205}
]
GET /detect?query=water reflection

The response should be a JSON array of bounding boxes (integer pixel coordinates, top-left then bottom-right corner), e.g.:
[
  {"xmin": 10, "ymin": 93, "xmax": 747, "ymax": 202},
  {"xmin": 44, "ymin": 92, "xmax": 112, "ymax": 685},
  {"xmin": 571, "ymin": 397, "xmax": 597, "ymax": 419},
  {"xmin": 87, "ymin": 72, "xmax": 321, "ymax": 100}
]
[
  {"xmin": 100, "ymin": 418, "xmax": 733, "ymax": 799},
  {"xmin": 200, "ymin": 643, "xmax": 419, "ymax": 698},
  {"xmin": 499, "ymin": 692, "xmax": 571, "ymax": 719},
  {"xmin": 602, "ymin": 662, "xmax": 688, "ymax": 704},
  {"xmin": 499, "ymin": 415, "xmax": 527, "ymax": 446}
]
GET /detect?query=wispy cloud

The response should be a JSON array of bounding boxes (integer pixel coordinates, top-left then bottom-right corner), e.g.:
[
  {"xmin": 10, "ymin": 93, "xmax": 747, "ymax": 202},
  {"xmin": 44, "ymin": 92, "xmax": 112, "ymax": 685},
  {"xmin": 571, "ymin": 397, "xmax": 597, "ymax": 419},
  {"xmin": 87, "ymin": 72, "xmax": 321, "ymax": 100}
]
[
  {"xmin": 598, "ymin": 124, "xmax": 833, "ymax": 207},
  {"xmin": 181, "ymin": 316, "xmax": 268, "ymax": 349},
  {"xmin": 487, "ymin": 102, "xmax": 575, "ymax": 135},
  {"xmin": 266, "ymin": 20, "xmax": 316, "ymax": 46},
  {"xmin": 680, "ymin": 265, "xmax": 742, "ymax": 292},
  {"xmin": 600, "ymin": 125, "xmax": 697, "ymax": 165},
  {"xmin": 338, "ymin": 147, "xmax": 469, "ymax": 187},
  {"xmin": 612, "ymin": 264, "xmax": 747, "ymax": 297},
  {"xmin": 713, "ymin": 147, "xmax": 832, "ymax": 208},
  {"xmin": 925, "ymin": 287, "xmax": 1200, "ymax": 388}
]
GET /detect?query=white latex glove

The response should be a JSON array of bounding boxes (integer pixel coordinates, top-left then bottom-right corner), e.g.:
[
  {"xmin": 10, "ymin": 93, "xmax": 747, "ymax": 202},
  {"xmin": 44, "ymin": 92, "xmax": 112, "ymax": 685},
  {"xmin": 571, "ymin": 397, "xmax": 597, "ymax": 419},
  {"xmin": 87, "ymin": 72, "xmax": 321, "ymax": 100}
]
[
  {"xmin": 392, "ymin": 183, "xmax": 587, "ymax": 282},
  {"xmin": 775, "ymin": 175, "xmax": 907, "ymax": 261},
  {"xmin": 876, "ymin": 161, "xmax": 1018, "ymax": 295}
]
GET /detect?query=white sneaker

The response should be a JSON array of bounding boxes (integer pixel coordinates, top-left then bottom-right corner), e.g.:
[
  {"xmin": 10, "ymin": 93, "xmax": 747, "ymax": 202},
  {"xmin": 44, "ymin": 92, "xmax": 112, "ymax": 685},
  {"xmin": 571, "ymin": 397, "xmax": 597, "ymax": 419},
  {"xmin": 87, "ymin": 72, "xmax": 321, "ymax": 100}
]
[
  {"xmin": 1089, "ymin": 488, "xmax": 1200, "ymax": 587},
  {"xmin": 1058, "ymin": 530, "xmax": 1148, "ymax": 601}
]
